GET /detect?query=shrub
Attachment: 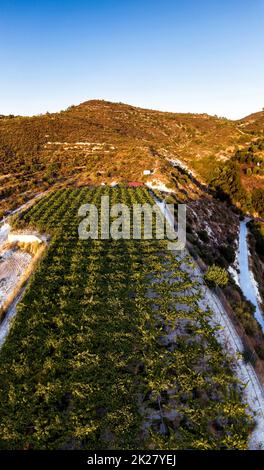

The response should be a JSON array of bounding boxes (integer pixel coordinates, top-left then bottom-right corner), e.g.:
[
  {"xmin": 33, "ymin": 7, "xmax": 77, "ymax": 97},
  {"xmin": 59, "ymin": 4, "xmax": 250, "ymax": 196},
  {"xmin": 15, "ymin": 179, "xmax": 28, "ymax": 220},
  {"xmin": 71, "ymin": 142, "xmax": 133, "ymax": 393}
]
[
  {"xmin": 198, "ymin": 229, "xmax": 209, "ymax": 243},
  {"xmin": 243, "ymin": 318, "xmax": 258, "ymax": 337},
  {"xmin": 219, "ymin": 245, "xmax": 236, "ymax": 264},
  {"xmin": 242, "ymin": 346, "xmax": 256, "ymax": 365},
  {"xmin": 204, "ymin": 265, "xmax": 229, "ymax": 287},
  {"xmin": 187, "ymin": 233, "xmax": 197, "ymax": 244},
  {"xmin": 246, "ymin": 168, "xmax": 252, "ymax": 176},
  {"xmin": 252, "ymin": 188, "xmax": 264, "ymax": 217},
  {"xmin": 255, "ymin": 343, "xmax": 264, "ymax": 360}
]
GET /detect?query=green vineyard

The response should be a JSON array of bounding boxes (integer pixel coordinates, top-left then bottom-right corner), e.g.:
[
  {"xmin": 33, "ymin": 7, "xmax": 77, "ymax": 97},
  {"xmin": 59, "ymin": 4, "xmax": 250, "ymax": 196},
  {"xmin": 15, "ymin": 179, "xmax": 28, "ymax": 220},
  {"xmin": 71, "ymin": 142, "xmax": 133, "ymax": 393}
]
[{"xmin": 0, "ymin": 187, "xmax": 252, "ymax": 449}]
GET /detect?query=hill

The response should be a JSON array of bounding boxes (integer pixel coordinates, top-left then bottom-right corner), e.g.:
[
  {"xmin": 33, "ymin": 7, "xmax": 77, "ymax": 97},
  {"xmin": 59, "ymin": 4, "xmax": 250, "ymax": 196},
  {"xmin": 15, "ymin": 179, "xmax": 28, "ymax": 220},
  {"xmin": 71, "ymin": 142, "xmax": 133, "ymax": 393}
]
[
  {"xmin": 239, "ymin": 110, "xmax": 264, "ymax": 135},
  {"xmin": 0, "ymin": 100, "xmax": 263, "ymax": 218}
]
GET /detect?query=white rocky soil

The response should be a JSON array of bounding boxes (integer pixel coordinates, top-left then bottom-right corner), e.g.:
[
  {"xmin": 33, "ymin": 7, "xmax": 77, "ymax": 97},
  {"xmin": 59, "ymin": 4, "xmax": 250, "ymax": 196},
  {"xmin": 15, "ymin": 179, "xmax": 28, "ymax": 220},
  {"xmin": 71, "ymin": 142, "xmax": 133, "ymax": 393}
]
[{"xmin": 0, "ymin": 249, "xmax": 32, "ymax": 308}]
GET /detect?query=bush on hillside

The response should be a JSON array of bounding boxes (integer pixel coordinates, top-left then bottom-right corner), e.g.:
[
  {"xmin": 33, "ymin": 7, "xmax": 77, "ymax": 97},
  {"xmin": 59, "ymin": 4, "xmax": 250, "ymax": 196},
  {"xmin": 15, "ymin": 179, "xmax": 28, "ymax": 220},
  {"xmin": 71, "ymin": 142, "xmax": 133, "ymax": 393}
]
[{"xmin": 204, "ymin": 264, "xmax": 229, "ymax": 287}]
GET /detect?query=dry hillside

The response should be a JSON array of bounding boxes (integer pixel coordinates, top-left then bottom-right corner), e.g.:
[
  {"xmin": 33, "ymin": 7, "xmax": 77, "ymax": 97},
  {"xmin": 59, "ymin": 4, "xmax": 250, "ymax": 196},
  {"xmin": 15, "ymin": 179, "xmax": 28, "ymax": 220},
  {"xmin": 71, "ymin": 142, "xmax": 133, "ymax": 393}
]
[{"xmin": 0, "ymin": 100, "xmax": 264, "ymax": 217}]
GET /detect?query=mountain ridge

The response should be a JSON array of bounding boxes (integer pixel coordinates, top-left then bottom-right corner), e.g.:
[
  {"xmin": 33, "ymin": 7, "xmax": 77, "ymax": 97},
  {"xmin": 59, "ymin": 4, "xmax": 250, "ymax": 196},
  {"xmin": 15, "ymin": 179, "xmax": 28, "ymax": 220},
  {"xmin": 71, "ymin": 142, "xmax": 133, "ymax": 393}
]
[
  {"xmin": 2, "ymin": 99, "xmax": 264, "ymax": 121},
  {"xmin": 0, "ymin": 99, "xmax": 263, "ymax": 218}
]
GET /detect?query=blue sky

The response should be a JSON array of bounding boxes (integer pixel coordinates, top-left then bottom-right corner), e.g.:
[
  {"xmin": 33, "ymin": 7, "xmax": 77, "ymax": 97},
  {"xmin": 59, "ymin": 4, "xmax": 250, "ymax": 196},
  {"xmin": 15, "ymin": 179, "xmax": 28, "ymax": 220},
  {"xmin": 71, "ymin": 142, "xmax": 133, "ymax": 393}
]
[{"xmin": 0, "ymin": 0, "xmax": 263, "ymax": 118}]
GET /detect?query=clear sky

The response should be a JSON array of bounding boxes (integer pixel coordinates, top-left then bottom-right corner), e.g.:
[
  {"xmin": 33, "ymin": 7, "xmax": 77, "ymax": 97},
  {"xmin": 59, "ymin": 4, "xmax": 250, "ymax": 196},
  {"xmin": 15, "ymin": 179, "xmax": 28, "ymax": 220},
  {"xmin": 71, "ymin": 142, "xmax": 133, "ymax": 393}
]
[{"xmin": 1, "ymin": 0, "xmax": 264, "ymax": 119}]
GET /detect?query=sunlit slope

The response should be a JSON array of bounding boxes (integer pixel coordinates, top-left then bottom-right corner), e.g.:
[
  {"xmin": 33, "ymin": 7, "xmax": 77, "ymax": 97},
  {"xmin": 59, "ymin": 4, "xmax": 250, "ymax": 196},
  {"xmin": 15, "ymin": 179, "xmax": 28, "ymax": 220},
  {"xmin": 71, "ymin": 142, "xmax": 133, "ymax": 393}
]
[{"xmin": 1, "ymin": 100, "xmax": 262, "ymax": 218}]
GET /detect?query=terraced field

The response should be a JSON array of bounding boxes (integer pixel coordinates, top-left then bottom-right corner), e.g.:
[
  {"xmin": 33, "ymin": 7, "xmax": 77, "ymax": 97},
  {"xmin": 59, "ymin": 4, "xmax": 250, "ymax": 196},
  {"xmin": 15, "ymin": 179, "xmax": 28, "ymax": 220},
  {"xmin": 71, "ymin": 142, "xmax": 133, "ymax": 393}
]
[{"xmin": 0, "ymin": 187, "xmax": 252, "ymax": 449}]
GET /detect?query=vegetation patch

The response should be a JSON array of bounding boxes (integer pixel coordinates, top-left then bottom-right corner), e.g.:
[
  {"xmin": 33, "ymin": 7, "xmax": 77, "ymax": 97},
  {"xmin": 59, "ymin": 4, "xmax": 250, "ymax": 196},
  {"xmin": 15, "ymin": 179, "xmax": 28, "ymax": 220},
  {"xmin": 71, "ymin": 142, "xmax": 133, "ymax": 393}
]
[{"xmin": 0, "ymin": 187, "xmax": 252, "ymax": 449}]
